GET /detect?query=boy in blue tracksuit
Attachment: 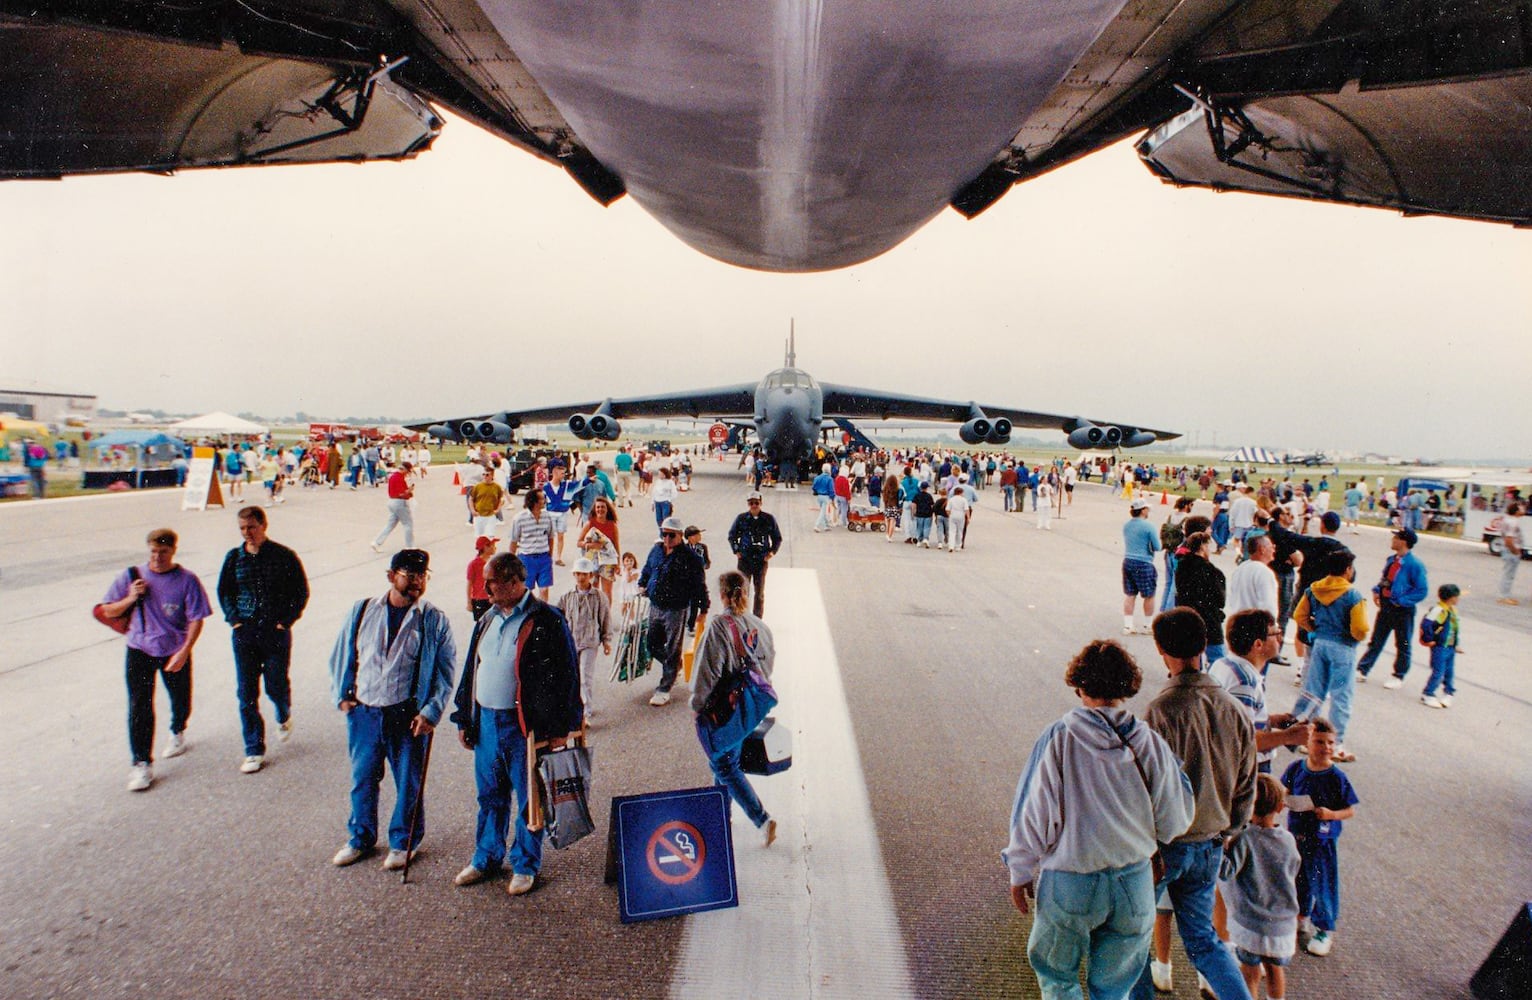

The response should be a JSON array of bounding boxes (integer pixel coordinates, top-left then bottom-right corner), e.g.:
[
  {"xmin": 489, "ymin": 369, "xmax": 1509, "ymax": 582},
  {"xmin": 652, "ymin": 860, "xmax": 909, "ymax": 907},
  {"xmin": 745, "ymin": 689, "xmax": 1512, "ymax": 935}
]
[
  {"xmin": 1418, "ymin": 583, "xmax": 1461, "ymax": 709},
  {"xmin": 1281, "ymin": 718, "xmax": 1358, "ymax": 957}
]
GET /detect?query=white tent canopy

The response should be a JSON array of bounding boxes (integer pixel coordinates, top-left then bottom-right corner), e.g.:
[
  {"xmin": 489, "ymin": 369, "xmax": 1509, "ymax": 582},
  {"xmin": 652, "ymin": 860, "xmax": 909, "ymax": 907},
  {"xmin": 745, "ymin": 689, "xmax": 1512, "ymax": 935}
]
[
  {"xmin": 1224, "ymin": 446, "xmax": 1282, "ymax": 465},
  {"xmin": 167, "ymin": 411, "xmax": 267, "ymax": 435}
]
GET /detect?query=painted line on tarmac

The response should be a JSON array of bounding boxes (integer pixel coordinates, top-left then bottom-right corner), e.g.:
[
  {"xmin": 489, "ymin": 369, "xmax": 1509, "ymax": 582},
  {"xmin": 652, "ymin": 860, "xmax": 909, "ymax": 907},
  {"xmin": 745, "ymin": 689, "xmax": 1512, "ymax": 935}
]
[{"xmin": 671, "ymin": 568, "xmax": 914, "ymax": 1000}]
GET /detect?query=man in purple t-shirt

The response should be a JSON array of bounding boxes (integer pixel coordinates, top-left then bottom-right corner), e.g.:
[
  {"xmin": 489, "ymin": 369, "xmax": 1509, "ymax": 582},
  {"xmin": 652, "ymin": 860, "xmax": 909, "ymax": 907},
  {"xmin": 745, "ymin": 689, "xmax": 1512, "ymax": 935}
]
[{"xmin": 100, "ymin": 528, "xmax": 213, "ymax": 792}]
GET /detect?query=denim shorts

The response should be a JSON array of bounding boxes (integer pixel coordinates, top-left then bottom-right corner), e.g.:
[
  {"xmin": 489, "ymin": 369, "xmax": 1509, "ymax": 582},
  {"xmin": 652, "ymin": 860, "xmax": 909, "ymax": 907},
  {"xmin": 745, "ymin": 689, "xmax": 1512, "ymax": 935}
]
[
  {"xmin": 521, "ymin": 552, "xmax": 553, "ymax": 588},
  {"xmin": 1236, "ymin": 946, "xmax": 1289, "ymax": 968}
]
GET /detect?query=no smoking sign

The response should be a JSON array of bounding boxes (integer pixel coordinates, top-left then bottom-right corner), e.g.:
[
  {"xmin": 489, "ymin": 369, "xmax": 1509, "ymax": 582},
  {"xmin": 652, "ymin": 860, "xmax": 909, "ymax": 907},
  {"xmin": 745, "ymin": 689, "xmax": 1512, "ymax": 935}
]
[{"xmin": 608, "ymin": 787, "xmax": 738, "ymax": 922}]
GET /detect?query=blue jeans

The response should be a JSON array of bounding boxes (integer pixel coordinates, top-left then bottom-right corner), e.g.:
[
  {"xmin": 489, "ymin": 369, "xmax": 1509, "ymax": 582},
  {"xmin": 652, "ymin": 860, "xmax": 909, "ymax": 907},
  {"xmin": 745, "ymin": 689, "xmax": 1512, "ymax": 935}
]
[
  {"xmin": 1295, "ymin": 837, "xmax": 1341, "ymax": 932},
  {"xmin": 914, "ymin": 516, "xmax": 932, "ymax": 543},
  {"xmin": 1029, "ymin": 860, "xmax": 1154, "ymax": 1000},
  {"xmin": 1130, "ymin": 840, "xmax": 1253, "ymax": 1000},
  {"xmin": 345, "ymin": 702, "xmax": 427, "ymax": 851},
  {"xmin": 125, "ymin": 647, "xmax": 193, "ymax": 765},
  {"xmin": 1294, "ymin": 638, "xmax": 1357, "ymax": 741},
  {"xmin": 1002, "ymin": 485, "xmax": 1014, "ymax": 511},
  {"xmin": 232, "ymin": 624, "xmax": 291, "ymax": 756},
  {"xmin": 1159, "ymin": 552, "xmax": 1178, "ymax": 611},
  {"xmin": 1357, "ymin": 602, "xmax": 1414, "ymax": 679},
  {"xmin": 698, "ymin": 721, "xmax": 768, "ymax": 828},
  {"xmin": 653, "ymin": 500, "xmax": 672, "ymax": 529},
  {"xmin": 1423, "ymin": 647, "xmax": 1457, "ymax": 697},
  {"xmin": 814, "ymin": 495, "xmax": 831, "ymax": 530},
  {"xmin": 471, "ymin": 707, "xmax": 542, "ymax": 875}
]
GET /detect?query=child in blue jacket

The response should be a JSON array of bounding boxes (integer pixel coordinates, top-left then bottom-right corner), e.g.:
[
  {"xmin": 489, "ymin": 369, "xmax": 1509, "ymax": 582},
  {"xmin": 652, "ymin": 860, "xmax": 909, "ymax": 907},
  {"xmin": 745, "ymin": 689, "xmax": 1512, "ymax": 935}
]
[{"xmin": 1418, "ymin": 583, "xmax": 1461, "ymax": 709}]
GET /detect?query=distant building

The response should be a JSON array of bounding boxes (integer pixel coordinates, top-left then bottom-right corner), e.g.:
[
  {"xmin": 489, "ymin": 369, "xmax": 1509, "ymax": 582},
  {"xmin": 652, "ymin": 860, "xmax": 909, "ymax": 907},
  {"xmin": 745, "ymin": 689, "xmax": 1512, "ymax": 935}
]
[{"xmin": 0, "ymin": 384, "xmax": 97, "ymax": 425}]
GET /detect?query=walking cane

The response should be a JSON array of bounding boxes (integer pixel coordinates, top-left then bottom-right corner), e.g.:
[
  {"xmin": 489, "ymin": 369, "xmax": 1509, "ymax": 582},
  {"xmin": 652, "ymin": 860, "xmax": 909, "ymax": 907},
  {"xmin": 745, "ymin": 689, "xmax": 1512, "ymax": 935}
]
[{"xmin": 400, "ymin": 729, "xmax": 435, "ymax": 885}]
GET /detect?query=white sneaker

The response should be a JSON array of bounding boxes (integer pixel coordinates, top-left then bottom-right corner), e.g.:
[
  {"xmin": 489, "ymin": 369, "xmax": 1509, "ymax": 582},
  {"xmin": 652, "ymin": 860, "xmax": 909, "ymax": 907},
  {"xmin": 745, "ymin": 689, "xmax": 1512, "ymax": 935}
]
[
  {"xmin": 1150, "ymin": 959, "xmax": 1174, "ymax": 992},
  {"xmin": 1306, "ymin": 930, "xmax": 1334, "ymax": 956},
  {"xmin": 761, "ymin": 818, "xmax": 778, "ymax": 848},
  {"xmin": 1138, "ymin": 624, "xmax": 1154, "ymax": 635},
  {"xmin": 1421, "ymin": 695, "xmax": 1446, "ymax": 709},
  {"xmin": 1382, "ymin": 677, "xmax": 1403, "ymax": 690},
  {"xmin": 648, "ymin": 690, "xmax": 671, "ymax": 707},
  {"xmin": 369, "ymin": 542, "xmax": 382, "ymax": 553},
  {"xmin": 381, "ymin": 846, "xmax": 420, "ymax": 870},
  {"xmin": 1440, "ymin": 694, "xmax": 1454, "ymax": 707},
  {"xmin": 332, "ymin": 845, "xmax": 366, "ymax": 867},
  {"xmin": 1123, "ymin": 625, "xmax": 1135, "ymax": 634},
  {"xmin": 1299, "ymin": 916, "xmax": 1316, "ymax": 938},
  {"xmin": 1355, "ymin": 672, "xmax": 1368, "ymax": 684},
  {"xmin": 507, "ymin": 873, "xmax": 536, "ymax": 896},
  {"xmin": 127, "ymin": 763, "xmax": 153, "ymax": 792},
  {"xmin": 164, "ymin": 732, "xmax": 188, "ymax": 758},
  {"xmin": 278, "ymin": 718, "xmax": 293, "ymax": 742},
  {"xmin": 454, "ymin": 865, "xmax": 489, "ymax": 886},
  {"xmin": 240, "ymin": 755, "xmax": 264, "ymax": 774}
]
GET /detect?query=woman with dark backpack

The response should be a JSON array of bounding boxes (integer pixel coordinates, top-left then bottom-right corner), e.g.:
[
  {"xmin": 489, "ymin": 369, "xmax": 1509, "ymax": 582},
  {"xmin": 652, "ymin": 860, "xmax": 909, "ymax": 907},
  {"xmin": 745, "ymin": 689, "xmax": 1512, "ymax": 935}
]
[{"xmin": 691, "ymin": 571, "xmax": 779, "ymax": 847}]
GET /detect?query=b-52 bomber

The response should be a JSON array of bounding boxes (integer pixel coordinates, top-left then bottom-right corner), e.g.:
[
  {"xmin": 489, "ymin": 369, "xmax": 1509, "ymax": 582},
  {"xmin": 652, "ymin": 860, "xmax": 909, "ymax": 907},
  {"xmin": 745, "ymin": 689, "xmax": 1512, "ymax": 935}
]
[{"xmin": 411, "ymin": 336, "xmax": 1177, "ymax": 469}]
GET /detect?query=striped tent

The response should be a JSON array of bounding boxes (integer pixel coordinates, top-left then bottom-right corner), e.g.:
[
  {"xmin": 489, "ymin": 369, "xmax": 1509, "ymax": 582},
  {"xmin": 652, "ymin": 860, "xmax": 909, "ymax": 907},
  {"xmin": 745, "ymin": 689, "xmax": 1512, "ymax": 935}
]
[{"xmin": 1224, "ymin": 446, "xmax": 1282, "ymax": 464}]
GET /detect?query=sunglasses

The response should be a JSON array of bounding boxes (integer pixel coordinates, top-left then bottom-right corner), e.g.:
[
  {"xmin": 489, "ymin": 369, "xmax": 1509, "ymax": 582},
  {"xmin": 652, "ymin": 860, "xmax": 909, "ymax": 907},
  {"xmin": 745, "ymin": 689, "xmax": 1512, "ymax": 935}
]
[{"xmin": 662, "ymin": 531, "xmax": 681, "ymax": 538}]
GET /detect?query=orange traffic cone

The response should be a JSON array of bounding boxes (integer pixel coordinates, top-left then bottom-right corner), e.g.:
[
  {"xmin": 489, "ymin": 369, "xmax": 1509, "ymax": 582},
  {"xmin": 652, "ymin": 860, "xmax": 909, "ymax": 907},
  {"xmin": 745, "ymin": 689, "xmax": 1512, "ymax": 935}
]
[
  {"xmin": 1161, "ymin": 490, "xmax": 1169, "ymax": 505},
  {"xmin": 452, "ymin": 467, "xmax": 461, "ymax": 486}
]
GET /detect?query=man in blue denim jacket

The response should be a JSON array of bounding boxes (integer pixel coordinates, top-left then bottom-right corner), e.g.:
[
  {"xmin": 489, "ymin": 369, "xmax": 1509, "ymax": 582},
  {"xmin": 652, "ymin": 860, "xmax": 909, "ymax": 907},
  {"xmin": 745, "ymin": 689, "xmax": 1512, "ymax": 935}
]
[{"xmin": 327, "ymin": 549, "xmax": 458, "ymax": 871}]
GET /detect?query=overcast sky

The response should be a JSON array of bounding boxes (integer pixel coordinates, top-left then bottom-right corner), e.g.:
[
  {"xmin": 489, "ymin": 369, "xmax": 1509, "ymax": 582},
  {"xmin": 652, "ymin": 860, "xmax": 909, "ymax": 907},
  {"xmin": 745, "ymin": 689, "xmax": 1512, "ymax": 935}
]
[{"xmin": 2, "ymin": 112, "xmax": 1528, "ymax": 460}]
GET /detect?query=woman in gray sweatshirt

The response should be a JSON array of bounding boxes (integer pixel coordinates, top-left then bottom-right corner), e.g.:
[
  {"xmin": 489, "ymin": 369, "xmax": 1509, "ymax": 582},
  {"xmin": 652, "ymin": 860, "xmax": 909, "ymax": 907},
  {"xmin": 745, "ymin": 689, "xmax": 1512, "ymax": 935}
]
[{"xmin": 1004, "ymin": 640, "xmax": 1195, "ymax": 1000}]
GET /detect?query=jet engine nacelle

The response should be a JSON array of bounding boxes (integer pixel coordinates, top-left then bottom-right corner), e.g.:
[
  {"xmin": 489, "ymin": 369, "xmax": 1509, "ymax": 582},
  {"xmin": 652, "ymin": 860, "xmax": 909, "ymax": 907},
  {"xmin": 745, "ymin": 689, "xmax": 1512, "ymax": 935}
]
[
  {"xmin": 1067, "ymin": 422, "xmax": 1123, "ymax": 449},
  {"xmin": 1120, "ymin": 429, "xmax": 1156, "ymax": 449},
  {"xmin": 426, "ymin": 423, "xmax": 457, "ymax": 442},
  {"xmin": 458, "ymin": 418, "xmax": 513, "ymax": 443},
  {"xmin": 986, "ymin": 418, "xmax": 1012, "ymax": 445},
  {"xmin": 588, "ymin": 414, "xmax": 621, "ymax": 441},
  {"xmin": 959, "ymin": 417, "xmax": 993, "ymax": 445},
  {"xmin": 568, "ymin": 414, "xmax": 596, "ymax": 440}
]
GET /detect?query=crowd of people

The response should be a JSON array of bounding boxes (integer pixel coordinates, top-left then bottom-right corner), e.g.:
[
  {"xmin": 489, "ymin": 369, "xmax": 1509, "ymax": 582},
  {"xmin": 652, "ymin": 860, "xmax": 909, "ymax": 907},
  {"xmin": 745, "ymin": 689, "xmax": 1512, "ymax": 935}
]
[{"xmin": 90, "ymin": 432, "xmax": 1489, "ymax": 996}]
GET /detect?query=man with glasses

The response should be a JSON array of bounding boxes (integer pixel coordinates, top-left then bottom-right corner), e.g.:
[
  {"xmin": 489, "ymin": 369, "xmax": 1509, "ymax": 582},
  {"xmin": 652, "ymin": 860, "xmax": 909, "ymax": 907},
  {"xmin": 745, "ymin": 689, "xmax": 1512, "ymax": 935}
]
[
  {"xmin": 728, "ymin": 491, "xmax": 782, "ymax": 617},
  {"xmin": 639, "ymin": 516, "xmax": 711, "ymax": 706},
  {"xmin": 217, "ymin": 506, "xmax": 309, "ymax": 775},
  {"xmin": 328, "ymin": 549, "xmax": 458, "ymax": 870},
  {"xmin": 450, "ymin": 553, "xmax": 582, "ymax": 896}
]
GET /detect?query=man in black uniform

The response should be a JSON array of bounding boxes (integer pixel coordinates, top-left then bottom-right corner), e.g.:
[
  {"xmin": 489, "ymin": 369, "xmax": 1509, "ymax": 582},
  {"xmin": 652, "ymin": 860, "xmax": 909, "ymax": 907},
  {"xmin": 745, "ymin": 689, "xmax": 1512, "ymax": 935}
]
[{"xmin": 728, "ymin": 491, "xmax": 783, "ymax": 617}]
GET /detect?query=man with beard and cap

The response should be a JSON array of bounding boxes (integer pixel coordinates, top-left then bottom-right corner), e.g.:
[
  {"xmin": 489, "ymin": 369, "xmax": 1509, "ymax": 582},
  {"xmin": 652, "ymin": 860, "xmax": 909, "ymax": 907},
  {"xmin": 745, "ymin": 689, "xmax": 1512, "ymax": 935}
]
[{"xmin": 328, "ymin": 549, "xmax": 458, "ymax": 870}]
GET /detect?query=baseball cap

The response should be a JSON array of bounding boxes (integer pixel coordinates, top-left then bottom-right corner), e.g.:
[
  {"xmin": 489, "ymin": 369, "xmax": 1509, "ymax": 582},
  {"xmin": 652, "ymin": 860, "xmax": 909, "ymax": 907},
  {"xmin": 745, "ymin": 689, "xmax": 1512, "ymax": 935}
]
[
  {"xmin": 572, "ymin": 557, "xmax": 597, "ymax": 574},
  {"xmin": 684, "ymin": 525, "xmax": 704, "ymax": 537},
  {"xmin": 474, "ymin": 536, "xmax": 497, "ymax": 552},
  {"xmin": 1321, "ymin": 511, "xmax": 1341, "ymax": 532},
  {"xmin": 746, "ymin": 491, "xmax": 763, "ymax": 501},
  {"xmin": 390, "ymin": 549, "xmax": 430, "ymax": 573},
  {"xmin": 1394, "ymin": 527, "xmax": 1419, "ymax": 547},
  {"xmin": 1130, "ymin": 498, "xmax": 1150, "ymax": 511},
  {"xmin": 660, "ymin": 516, "xmax": 685, "ymax": 534}
]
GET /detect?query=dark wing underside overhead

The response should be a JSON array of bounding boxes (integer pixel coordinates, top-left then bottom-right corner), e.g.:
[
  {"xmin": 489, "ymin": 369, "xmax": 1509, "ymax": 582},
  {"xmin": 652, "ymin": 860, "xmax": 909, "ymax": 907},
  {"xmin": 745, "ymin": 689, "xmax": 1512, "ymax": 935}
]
[
  {"xmin": 818, "ymin": 383, "xmax": 1180, "ymax": 441},
  {"xmin": 2, "ymin": 0, "xmax": 1527, "ymax": 273}
]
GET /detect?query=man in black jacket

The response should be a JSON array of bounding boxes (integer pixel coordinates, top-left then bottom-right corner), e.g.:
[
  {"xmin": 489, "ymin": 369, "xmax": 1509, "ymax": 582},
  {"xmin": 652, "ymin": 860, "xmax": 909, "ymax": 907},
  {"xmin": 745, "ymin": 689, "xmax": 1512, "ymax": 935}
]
[
  {"xmin": 639, "ymin": 516, "xmax": 710, "ymax": 706},
  {"xmin": 217, "ymin": 506, "xmax": 309, "ymax": 775},
  {"xmin": 728, "ymin": 491, "xmax": 782, "ymax": 617},
  {"xmin": 450, "ymin": 553, "xmax": 581, "ymax": 896}
]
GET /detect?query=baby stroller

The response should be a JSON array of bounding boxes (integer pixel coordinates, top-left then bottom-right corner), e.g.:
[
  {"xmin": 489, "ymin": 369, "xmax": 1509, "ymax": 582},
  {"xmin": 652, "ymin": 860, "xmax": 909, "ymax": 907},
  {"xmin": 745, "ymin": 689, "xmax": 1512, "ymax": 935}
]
[{"xmin": 612, "ymin": 594, "xmax": 652, "ymax": 683}]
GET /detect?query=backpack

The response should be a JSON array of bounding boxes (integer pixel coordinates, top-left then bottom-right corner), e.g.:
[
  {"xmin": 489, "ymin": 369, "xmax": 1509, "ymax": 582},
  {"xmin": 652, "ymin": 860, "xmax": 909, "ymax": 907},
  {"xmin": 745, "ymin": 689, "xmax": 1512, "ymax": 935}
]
[{"xmin": 1160, "ymin": 516, "xmax": 1185, "ymax": 551}]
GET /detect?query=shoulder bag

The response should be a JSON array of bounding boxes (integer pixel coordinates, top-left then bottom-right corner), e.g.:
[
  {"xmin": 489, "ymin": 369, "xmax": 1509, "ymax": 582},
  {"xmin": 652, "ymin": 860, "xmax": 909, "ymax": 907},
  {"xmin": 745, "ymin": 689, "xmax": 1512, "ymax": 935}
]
[{"xmin": 92, "ymin": 567, "xmax": 143, "ymax": 635}]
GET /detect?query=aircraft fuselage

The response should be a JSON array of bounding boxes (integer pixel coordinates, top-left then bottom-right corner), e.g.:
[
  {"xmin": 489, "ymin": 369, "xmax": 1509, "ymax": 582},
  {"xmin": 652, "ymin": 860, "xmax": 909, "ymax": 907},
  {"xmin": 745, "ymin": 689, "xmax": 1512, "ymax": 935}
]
[{"xmin": 753, "ymin": 367, "xmax": 824, "ymax": 468}]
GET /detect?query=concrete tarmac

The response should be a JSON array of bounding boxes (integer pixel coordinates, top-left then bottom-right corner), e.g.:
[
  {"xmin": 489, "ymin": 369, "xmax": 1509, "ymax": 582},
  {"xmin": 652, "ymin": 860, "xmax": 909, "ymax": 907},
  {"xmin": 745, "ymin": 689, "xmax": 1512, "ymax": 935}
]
[{"xmin": 2, "ymin": 461, "xmax": 1528, "ymax": 998}]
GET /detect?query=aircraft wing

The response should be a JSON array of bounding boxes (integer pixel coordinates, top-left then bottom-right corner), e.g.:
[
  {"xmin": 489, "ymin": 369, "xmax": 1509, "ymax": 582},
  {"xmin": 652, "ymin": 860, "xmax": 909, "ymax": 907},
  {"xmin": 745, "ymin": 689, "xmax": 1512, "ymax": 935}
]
[
  {"xmin": 406, "ymin": 383, "xmax": 758, "ymax": 443},
  {"xmin": 818, "ymin": 383, "xmax": 1179, "ymax": 446},
  {"xmin": 5, "ymin": 3, "xmax": 1527, "ymax": 273}
]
